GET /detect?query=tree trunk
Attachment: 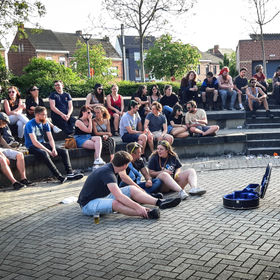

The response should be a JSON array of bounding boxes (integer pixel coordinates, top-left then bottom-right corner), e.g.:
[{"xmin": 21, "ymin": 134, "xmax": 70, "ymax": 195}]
[
  {"xmin": 259, "ymin": 24, "xmax": 267, "ymax": 75},
  {"xmin": 139, "ymin": 35, "xmax": 145, "ymax": 82}
]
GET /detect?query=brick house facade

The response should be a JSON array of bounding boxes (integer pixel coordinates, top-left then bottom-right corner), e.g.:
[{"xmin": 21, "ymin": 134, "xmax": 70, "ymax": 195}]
[
  {"xmin": 237, "ymin": 34, "xmax": 280, "ymax": 78},
  {"xmin": 8, "ymin": 28, "xmax": 123, "ymax": 80}
]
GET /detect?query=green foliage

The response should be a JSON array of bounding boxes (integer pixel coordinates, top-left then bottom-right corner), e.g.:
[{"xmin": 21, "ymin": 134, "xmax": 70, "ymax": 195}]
[
  {"xmin": 145, "ymin": 34, "xmax": 201, "ymax": 80},
  {"xmin": 0, "ymin": 0, "xmax": 46, "ymax": 40},
  {"xmin": 71, "ymin": 40, "xmax": 115, "ymax": 82},
  {"xmin": 0, "ymin": 54, "xmax": 11, "ymax": 92},
  {"xmin": 219, "ymin": 52, "xmax": 238, "ymax": 78},
  {"xmin": 11, "ymin": 57, "xmax": 83, "ymax": 97}
]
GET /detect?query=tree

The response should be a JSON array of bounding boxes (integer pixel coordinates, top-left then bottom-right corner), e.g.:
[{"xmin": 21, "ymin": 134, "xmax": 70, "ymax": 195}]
[
  {"xmin": 103, "ymin": 0, "xmax": 196, "ymax": 82},
  {"xmin": 0, "ymin": 0, "xmax": 46, "ymax": 42},
  {"xmin": 0, "ymin": 54, "xmax": 11, "ymax": 93},
  {"xmin": 249, "ymin": 0, "xmax": 280, "ymax": 75},
  {"xmin": 145, "ymin": 34, "xmax": 200, "ymax": 80},
  {"xmin": 219, "ymin": 53, "xmax": 238, "ymax": 78},
  {"xmin": 70, "ymin": 40, "xmax": 114, "ymax": 83},
  {"xmin": 13, "ymin": 57, "xmax": 82, "ymax": 97}
]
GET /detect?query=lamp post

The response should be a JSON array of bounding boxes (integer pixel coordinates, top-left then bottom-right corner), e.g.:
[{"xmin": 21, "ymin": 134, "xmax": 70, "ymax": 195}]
[{"xmin": 81, "ymin": 33, "xmax": 92, "ymax": 78}]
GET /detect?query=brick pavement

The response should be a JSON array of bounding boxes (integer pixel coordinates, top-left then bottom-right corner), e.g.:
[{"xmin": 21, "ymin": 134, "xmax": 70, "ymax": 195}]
[{"xmin": 0, "ymin": 156, "xmax": 280, "ymax": 280}]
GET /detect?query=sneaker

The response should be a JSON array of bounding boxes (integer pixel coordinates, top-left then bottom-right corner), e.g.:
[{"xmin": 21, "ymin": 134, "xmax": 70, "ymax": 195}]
[
  {"xmin": 57, "ymin": 176, "xmax": 67, "ymax": 184},
  {"xmin": 179, "ymin": 190, "xmax": 189, "ymax": 200},
  {"xmin": 92, "ymin": 164, "xmax": 101, "ymax": 171},
  {"xmin": 158, "ymin": 197, "xmax": 181, "ymax": 209},
  {"xmin": 239, "ymin": 104, "xmax": 245, "ymax": 111},
  {"xmin": 20, "ymin": 179, "xmax": 35, "ymax": 186},
  {"xmin": 67, "ymin": 172, "xmax": 84, "ymax": 180},
  {"xmin": 147, "ymin": 208, "xmax": 160, "ymax": 219},
  {"xmin": 93, "ymin": 158, "xmax": 106, "ymax": 165},
  {"xmin": 13, "ymin": 181, "xmax": 26, "ymax": 190},
  {"xmin": 150, "ymin": 192, "xmax": 164, "ymax": 199},
  {"xmin": 189, "ymin": 187, "xmax": 206, "ymax": 196},
  {"xmin": 53, "ymin": 126, "xmax": 62, "ymax": 133},
  {"xmin": 8, "ymin": 141, "xmax": 20, "ymax": 148}
]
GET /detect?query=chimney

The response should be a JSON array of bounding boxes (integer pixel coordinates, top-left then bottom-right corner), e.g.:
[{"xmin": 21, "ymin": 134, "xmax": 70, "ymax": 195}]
[
  {"xmin": 103, "ymin": 36, "xmax": 109, "ymax": 41},
  {"xmin": 76, "ymin": 30, "xmax": 82, "ymax": 36},
  {"xmin": 214, "ymin": 45, "xmax": 219, "ymax": 54}
]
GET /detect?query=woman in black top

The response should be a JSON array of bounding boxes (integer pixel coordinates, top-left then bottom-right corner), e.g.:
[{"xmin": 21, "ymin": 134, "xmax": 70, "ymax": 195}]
[
  {"xmin": 74, "ymin": 105, "xmax": 105, "ymax": 169},
  {"xmin": 26, "ymin": 85, "xmax": 61, "ymax": 133},
  {"xmin": 160, "ymin": 85, "xmax": 179, "ymax": 120},
  {"xmin": 169, "ymin": 104, "xmax": 189, "ymax": 138},
  {"xmin": 180, "ymin": 70, "xmax": 198, "ymax": 104},
  {"xmin": 132, "ymin": 85, "xmax": 151, "ymax": 123}
]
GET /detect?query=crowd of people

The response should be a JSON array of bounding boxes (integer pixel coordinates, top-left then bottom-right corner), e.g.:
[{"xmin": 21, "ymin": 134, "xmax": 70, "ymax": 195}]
[{"xmin": 1, "ymin": 64, "xmax": 279, "ymax": 219}]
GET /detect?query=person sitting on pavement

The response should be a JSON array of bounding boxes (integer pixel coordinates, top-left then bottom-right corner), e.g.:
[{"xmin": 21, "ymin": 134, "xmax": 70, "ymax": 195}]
[
  {"xmin": 272, "ymin": 66, "xmax": 280, "ymax": 105},
  {"xmin": 253, "ymin": 64, "xmax": 268, "ymax": 93},
  {"xmin": 160, "ymin": 85, "xmax": 179, "ymax": 119},
  {"xmin": 185, "ymin": 100, "xmax": 219, "ymax": 137},
  {"xmin": 92, "ymin": 105, "xmax": 115, "ymax": 162},
  {"xmin": 85, "ymin": 83, "xmax": 106, "ymax": 115},
  {"xmin": 74, "ymin": 105, "xmax": 105, "ymax": 169},
  {"xmin": 233, "ymin": 67, "xmax": 248, "ymax": 111},
  {"xmin": 0, "ymin": 112, "xmax": 33, "ymax": 190},
  {"xmin": 3, "ymin": 86, "xmax": 29, "ymax": 142},
  {"xmin": 106, "ymin": 84, "xmax": 124, "ymax": 136},
  {"xmin": 49, "ymin": 80, "xmax": 76, "ymax": 136},
  {"xmin": 168, "ymin": 104, "xmax": 189, "ymax": 138},
  {"xmin": 148, "ymin": 140, "xmax": 206, "ymax": 198},
  {"xmin": 120, "ymin": 100, "xmax": 153, "ymax": 153},
  {"xmin": 179, "ymin": 70, "xmax": 199, "ymax": 106},
  {"xmin": 24, "ymin": 106, "xmax": 83, "ymax": 183},
  {"xmin": 246, "ymin": 78, "xmax": 274, "ymax": 119},
  {"xmin": 123, "ymin": 142, "xmax": 163, "ymax": 198},
  {"xmin": 200, "ymin": 71, "xmax": 219, "ymax": 111},
  {"xmin": 131, "ymin": 85, "xmax": 151, "ymax": 124},
  {"xmin": 77, "ymin": 151, "xmax": 181, "ymax": 220},
  {"xmin": 217, "ymin": 67, "xmax": 237, "ymax": 110},
  {"xmin": 26, "ymin": 85, "xmax": 61, "ymax": 133},
  {"xmin": 144, "ymin": 101, "xmax": 174, "ymax": 152}
]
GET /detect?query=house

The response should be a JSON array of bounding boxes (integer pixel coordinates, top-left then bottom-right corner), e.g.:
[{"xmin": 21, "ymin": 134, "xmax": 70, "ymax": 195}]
[
  {"xmin": 115, "ymin": 35, "xmax": 156, "ymax": 81},
  {"xmin": 237, "ymin": 34, "xmax": 280, "ymax": 78},
  {"xmin": 196, "ymin": 51, "xmax": 222, "ymax": 82},
  {"xmin": 207, "ymin": 45, "xmax": 234, "ymax": 60},
  {"xmin": 8, "ymin": 27, "xmax": 123, "ymax": 79}
]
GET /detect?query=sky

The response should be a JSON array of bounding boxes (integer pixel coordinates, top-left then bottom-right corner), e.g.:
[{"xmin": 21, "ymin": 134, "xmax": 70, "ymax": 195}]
[{"xmin": 6, "ymin": 0, "xmax": 280, "ymax": 52}]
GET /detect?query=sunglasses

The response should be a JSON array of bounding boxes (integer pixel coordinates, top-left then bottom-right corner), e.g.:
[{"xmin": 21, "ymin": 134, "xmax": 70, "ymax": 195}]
[
  {"xmin": 8, "ymin": 91, "xmax": 15, "ymax": 93},
  {"xmin": 87, "ymin": 111, "xmax": 91, "ymax": 114},
  {"xmin": 186, "ymin": 107, "xmax": 192, "ymax": 110},
  {"xmin": 31, "ymin": 88, "xmax": 39, "ymax": 91},
  {"xmin": 54, "ymin": 84, "xmax": 61, "ymax": 87},
  {"xmin": 130, "ymin": 143, "xmax": 141, "ymax": 154},
  {"xmin": 251, "ymin": 82, "xmax": 256, "ymax": 84},
  {"xmin": 97, "ymin": 88, "xmax": 103, "ymax": 90}
]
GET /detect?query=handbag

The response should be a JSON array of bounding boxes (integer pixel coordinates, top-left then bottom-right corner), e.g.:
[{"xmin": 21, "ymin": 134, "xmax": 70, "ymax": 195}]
[{"xmin": 64, "ymin": 137, "xmax": 77, "ymax": 149}]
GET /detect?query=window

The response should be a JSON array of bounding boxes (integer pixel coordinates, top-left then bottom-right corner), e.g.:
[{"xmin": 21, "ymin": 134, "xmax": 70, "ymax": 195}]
[
  {"xmin": 46, "ymin": 56, "xmax": 53, "ymax": 60},
  {"xmin": 197, "ymin": 65, "xmax": 200, "ymax": 75},
  {"xmin": 213, "ymin": 65, "xmax": 217, "ymax": 75},
  {"xmin": 18, "ymin": 44, "xmax": 24, "ymax": 52},
  {"xmin": 135, "ymin": 69, "xmax": 140, "ymax": 80},
  {"xmin": 109, "ymin": 66, "xmax": 118, "ymax": 76},
  {"xmin": 206, "ymin": 65, "xmax": 209, "ymax": 74},
  {"xmin": 134, "ymin": 52, "xmax": 140, "ymax": 61},
  {"xmin": 59, "ymin": 56, "xmax": 65, "ymax": 65}
]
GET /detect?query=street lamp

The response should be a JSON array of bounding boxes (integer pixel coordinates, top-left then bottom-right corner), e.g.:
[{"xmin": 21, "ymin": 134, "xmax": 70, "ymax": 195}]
[{"xmin": 81, "ymin": 33, "xmax": 92, "ymax": 78}]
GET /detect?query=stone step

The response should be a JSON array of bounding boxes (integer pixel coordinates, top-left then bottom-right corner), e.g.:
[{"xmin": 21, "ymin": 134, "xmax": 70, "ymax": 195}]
[
  {"xmin": 246, "ymin": 117, "xmax": 280, "ymax": 124},
  {"xmin": 247, "ymin": 147, "xmax": 280, "ymax": 155},
  {"xmin": 246, "ymin": 131, "xmax": 280, "ymax": 140},
  {"xmin": 246, "ymin": 139, "xmax": 280, "ymax": 148},
  {"xmin": 246, "ymin": 123, "xmax": 280, "ymax": 129}
]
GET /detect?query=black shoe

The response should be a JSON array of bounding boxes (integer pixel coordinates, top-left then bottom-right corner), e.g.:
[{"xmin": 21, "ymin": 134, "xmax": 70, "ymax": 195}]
[
  {"xmin": 67, "ymin": 172, "xmax": 84, "ymax": 180},
  {"xmin": 58, "ymin": 176, "xmax": 67, "ymax": 184},
  {"xmin": 13, "ymin": 181, "xmax": 26, "ymax": 190},
  {"xmin": 147, "ymin": 208, "xmax": 160, "ymax": 219},
  {"xmin": 266, "ymin": 110, "xmax": 274, "ymax": 118},
  {"xmin": 20, "ymin": 179, "xmax": 35, "ymax": 186},
  {"xmin": 150, "ymin": 192, "xmax": 164, "ymax": 199},
  {"xmin": 157, "ymin": 197, "xmax": 181, "ymax": 209},
  {"xmin": 251, "ymin": 113, "xmax": 256, "ymax": 119}
]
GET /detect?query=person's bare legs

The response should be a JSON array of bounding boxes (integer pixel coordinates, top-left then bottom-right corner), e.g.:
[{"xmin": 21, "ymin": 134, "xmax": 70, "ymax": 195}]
[
  {"xmin": 147, "ymin": 134, "xmax": 154, "ymax": 152},
  {"xmin": 16, "ymin": 153, "xmax": 27, "ymax": 180},
  {"xmin": 175, "ymin": 168, "xmax": 197, "ymax": 189},
  {"xmin": 129, "ymin": 185, "xmax": 157, "ymax": 205},
  {"xmin": 157, "ymin": 172, "xmax": 182, "ymax": 192},
  {"xmin": 113, "ymin": 113, "xmax": 120, "ymax": 132},
  {"xmin": 138, "ymin": 133, "xmax": 147, "ymax": 152},
  {"xmin": 82, "ymin": 137, "xmax": 102, "ymax": 159},
  {"xmin": 262, "ymin": 98, "xmax": 269, "ymax": 110},
  {"xmin": 202, "ymin": 125, "xmax": 219, "ymax": 136},
  {"xmin": 112, "ymin": 200, "xmax": 146, "ymax": 216},
  {"xmin": 175, "ymin": 131, "xmax": 189, "ymax": 138},
  {"xmin": 0, "ymin": 155, "xmax": 17, "ymax": 184}
]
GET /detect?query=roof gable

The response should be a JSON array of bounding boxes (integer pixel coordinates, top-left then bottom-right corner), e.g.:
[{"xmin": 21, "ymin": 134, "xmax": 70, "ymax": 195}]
[{"xmin": 117, "ymin": 35, "xmax": 156, "ymax": 49}]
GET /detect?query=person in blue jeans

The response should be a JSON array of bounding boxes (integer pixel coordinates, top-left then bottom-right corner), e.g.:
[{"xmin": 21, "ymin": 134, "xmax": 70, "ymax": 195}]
[
  {"xmin": 120, "ymin": 142, "xmax": 163, "ymax": 198},
  {"xmin": 217, "ymin": 67, "xmax": 237, "ymax": 110}
]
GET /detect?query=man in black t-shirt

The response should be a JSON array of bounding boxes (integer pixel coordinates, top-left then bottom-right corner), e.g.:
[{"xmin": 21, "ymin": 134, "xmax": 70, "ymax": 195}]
[
  {"xmin": 78, "ymin": 151, "xmax": 181, "ymax": 219},
  {"xmin": 234, "ymin": 67, "xmax": 248, "ymax": 111}
]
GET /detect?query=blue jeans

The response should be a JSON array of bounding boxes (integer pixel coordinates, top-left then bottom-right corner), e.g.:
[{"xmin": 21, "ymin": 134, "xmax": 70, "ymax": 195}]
[
  {"xmin": 219, "ymin": 89, "xmax": 237, "ymax": 109},
  {"xmin": 120, "ymin": 178, "xmax": 162, "ymax": 194},
  {"xmin": 81, "ymin": 186, "xmax": 132, "ymax": 216}
]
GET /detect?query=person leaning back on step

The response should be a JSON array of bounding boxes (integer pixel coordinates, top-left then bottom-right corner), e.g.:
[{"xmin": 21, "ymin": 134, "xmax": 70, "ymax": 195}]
[
  {"xmin": 185, "ymin": 100, "xmax": 219, "ymax": 137},
  {"xmin": 0, "ymin": 112, "xmax": 33, "ymax": 190},
  {"xmin": 24, "ymin": 106, "xmax": 83, "ymax": 183},
  {"xmin": 77, "ymin": 151, "xmax": 181, "ymax": 220}
]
